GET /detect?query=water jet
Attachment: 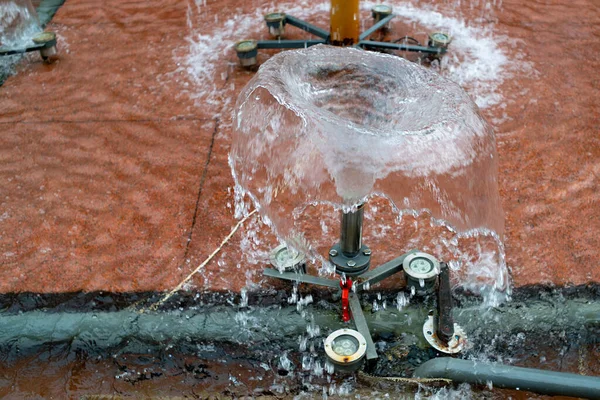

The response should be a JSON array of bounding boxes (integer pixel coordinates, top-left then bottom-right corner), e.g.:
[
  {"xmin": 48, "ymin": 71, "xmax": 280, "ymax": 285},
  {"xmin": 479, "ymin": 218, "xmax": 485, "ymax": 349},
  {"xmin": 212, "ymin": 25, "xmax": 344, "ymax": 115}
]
[{"xmin": 231, "ymin": 44, "xmax": 507, "ymax": 369}]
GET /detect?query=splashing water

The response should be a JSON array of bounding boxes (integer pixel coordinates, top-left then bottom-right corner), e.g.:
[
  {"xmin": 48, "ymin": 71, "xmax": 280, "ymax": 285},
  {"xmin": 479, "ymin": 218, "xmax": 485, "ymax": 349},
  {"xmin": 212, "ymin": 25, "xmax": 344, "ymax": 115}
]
[
  {"xmin": 0, "ymin": 0, "xmax": 41, "ymax": 82},
  {"xmin": 231, "ymin": 45, "xmax": 509, "ymax": 304},
  {"xmin": 0, "ymin": 0, "xmax": 40, "ymax": 49}
]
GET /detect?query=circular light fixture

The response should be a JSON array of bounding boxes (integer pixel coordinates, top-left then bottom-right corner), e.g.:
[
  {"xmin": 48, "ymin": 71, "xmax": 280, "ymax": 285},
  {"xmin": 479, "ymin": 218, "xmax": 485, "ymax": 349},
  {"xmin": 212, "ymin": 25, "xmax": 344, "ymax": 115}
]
[
  {"xmin": 324, "ymin": 329, "xmax": 367, "ymax": 372},
  {"xmin": 32, "ymin": 31, "xmax": 58, "ymax": 63},
  {"xmin": 371, "ymin": 5, "xmax": 393, "ymax": 19},
  {"xmin": 264, "ymin": 12, "xmax": 286, "ymax": 38},
  {"xmin": 269, "ymin": 244, "xmax": 306, "ymax": 273},
  {"xmin": 403, "ymin": 252, "xmax": 441, "ymax": 295},
  {"xmin": 32, "ymin": 31, "xmax": 56, "ymax": 45},
  {"xmin": 428, "ymin": 32, "xmax": 452, "ymax": 48},
  {"xmin": 234, "ymin": 40, "xmax": 258, "ymax": 68}
]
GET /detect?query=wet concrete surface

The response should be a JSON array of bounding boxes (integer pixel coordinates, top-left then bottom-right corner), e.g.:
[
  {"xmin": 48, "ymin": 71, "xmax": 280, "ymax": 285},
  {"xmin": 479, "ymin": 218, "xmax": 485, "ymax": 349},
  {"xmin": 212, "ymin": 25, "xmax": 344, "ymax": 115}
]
[
  {"xmin": 1, "ymin": 0, "xmax": 599, "ymax": 294},
  {"xmin": 0, "ymin": 288, "xmax": 599, "ymax": 398}
]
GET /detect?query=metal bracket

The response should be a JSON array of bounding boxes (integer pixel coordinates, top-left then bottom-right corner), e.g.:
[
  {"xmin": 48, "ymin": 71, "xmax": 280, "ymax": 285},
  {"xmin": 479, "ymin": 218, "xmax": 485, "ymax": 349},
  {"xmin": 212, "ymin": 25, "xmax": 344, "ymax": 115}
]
[
  {"xmin": 349, "ymin": 292, "xmax": 378, "ymax": 366},
  {"xmin": 285, "ymin": 15, "xmax": 330, "ymax": 40},
  {"xmin": 358, "ymin": 40, "xmax": 445, "ymax": 55},
  {"xmin": 359, "ymin": 14, "xmax": 396, "ymax": 41},
  {"xmin": 256, "ymin": 39, "xmax": 327, "ymax": 50},
  {"xmin": 355, "ymin": 249, "xmax": 418, "ymax": 291},
  {"xmin": 263, "ymin": 268, "xmax": 340, "ymax": 289}
]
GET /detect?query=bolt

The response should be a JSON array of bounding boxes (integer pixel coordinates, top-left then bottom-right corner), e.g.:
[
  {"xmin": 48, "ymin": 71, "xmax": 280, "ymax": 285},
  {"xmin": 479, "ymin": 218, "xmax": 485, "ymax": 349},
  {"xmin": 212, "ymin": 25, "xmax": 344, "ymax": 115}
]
[
  {"xmin": 347, "ymin": 260, "xmax": 356, "ymax": 267},
  {"xmin": 329, "ymin": 249, "xmax": 338, "ymax": 257},
  {"xmin": 363, "ymin": 249, "xmax": 372, "ymax": 256}
]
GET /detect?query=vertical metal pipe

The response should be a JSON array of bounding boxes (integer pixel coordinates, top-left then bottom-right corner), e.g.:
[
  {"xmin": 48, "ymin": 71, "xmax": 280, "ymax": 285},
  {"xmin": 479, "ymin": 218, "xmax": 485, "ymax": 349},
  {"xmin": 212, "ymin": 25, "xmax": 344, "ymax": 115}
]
[
  {"xmin": 436, "ymin": 263, "xmax": 454, "ymax": 344},
  {"xmin": 340, "ymin": 204, "xmax": 364, "ymax": 257},
  {"xmin": 330, "ymin": 0, "xmax": 360, "ymax": 46}
]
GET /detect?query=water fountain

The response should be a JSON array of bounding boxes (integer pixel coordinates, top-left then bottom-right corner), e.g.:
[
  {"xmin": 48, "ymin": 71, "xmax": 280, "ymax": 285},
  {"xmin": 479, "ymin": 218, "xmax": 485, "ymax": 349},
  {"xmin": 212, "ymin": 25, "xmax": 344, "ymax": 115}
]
[
  {"xmin": 232, "ymin": 41, "xmax": 496, "ymax": 367},
  {"xmin": 230, "ymin": 36, "xmax": 600, "ymax": 397},
  {"xmin": 1, "ymin": 0, "xmax": 599, "ymax": 397}
]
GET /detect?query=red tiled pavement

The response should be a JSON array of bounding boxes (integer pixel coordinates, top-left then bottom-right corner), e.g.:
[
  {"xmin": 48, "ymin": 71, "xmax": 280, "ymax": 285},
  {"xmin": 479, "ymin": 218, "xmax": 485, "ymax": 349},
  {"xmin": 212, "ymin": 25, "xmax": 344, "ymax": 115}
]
[{"xmin": 0, "ymin": 0, "xmax": 599, "ymax": 294}]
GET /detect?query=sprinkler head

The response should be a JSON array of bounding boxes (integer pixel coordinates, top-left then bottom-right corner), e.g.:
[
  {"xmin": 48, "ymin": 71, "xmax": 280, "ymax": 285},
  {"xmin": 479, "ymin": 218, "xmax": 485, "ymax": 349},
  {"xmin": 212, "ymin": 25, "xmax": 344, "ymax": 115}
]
[
  {"xmin": 264, "ymin": 12, "xmax": 286, "ymax": 38},
  {"xmin": 371, "ymin": 5, "xmax": 393, "ymax": 27},
  {"xmin": 234, "ymin": 40, "xmax": 258, "ymax": 68},
  {"xmin": 324, "ymin": 328, "xmax": 367, "ymax": 372},
  {"xmin": 403, "ymin": 252, "xmax": 440, "ymax": 296},
  {"xmin": 32, "ymin": 31, "xmax": 58, "ymax": 63},
  {"xmin": 269, "ymin": 244, "xmax": 306, "ymax": 273}
]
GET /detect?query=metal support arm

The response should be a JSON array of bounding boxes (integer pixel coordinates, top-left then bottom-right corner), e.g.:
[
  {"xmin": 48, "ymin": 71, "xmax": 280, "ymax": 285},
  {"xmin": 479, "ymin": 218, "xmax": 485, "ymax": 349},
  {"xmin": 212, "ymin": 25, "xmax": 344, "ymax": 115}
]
[
  {"xmin": 355, "ymin": 250, "xmax": 418, "ymax": 291},
  {"xmin": 359, "ymin": 40, "xmax": 445, "ymax": 55},
  {"xmin": 359, "ymin": 14, "xmax": 396, "ymax": 40},
  {"xmin": 256, "ymin": 39, "xmax": 327, "ymax": 50},
  {"xmin": 263, "ymin": 268, "xmax": 340, "ymax": 289},
  {"xmin": 349, "ymin": 292, "xmax": 378, "ymax": 363},
  {"xmin": 285, "ymin": 15, "xmax": 330, "ymax": 40},
  {"xmin": 0, "ymin": 41, "xmax": 53, "ymax": 57}
]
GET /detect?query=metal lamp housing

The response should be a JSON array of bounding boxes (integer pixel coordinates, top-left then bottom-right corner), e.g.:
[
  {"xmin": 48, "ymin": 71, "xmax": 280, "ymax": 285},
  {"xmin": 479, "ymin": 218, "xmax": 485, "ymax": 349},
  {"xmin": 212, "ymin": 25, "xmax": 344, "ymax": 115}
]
[
  {"xmin": 324, "ymin": 328, "xmax": 367, "ymax": 372},
  {"xmin": 403, "ymin": 252, "xmax": 441, "ymax": 296}
]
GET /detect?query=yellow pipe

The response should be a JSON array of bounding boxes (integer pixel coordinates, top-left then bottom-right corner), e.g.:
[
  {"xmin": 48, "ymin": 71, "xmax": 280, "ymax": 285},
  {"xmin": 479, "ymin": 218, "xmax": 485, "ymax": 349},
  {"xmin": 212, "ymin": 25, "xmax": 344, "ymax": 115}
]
[{"xmin": 330, "ymin": 0, "xmax": 360, "ymax": 46}]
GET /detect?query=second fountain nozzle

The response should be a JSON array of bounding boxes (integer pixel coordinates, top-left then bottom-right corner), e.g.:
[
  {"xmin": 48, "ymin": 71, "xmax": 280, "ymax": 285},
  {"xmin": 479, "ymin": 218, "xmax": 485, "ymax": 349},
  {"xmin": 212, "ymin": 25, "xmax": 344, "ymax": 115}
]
[{"xmin": 340, "ymin": 203, "xmax": 364, "ymax": 257}]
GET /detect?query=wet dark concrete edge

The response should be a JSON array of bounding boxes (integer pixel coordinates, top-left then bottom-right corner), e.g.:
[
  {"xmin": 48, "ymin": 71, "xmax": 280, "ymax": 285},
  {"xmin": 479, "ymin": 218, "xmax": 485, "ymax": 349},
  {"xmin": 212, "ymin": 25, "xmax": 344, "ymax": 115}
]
[{"xmin": 1, "ymin": 282, "xmax": 599, "ymax": 314}]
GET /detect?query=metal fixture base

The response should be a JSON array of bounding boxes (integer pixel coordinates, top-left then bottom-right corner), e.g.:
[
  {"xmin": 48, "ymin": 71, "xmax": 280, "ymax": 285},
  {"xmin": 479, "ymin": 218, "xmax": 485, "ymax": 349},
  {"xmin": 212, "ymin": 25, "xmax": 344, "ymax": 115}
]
[
  {"xmin": 423, "ymin": 315, "xmax": 466, "ymax": 354},
  {"xmin": 329, "ymin": 243, "xmax": 371, "ymax": 276}
]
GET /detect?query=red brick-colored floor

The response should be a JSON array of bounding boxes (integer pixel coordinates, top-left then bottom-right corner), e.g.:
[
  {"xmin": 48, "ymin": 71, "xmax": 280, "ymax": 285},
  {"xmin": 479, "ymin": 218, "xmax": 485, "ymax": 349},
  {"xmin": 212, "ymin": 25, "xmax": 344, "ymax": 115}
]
[{"xmin": 0, "ymin": 0, "xmax": 598, "ymax": 294}]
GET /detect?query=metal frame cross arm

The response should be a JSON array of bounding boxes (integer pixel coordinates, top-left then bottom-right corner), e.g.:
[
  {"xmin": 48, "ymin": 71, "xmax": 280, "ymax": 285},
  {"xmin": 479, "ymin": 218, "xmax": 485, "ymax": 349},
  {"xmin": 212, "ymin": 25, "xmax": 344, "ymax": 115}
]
[
  {"xmin": 0, "ymin": 36, "xmax": 56, "ymax": 57},
  {"xmin": 359, "ymin": 13, "xmax": 396, "ymax": 41},
  {"xmin": 263, "ymin": 268, "xmax": 340, "ymax": 289},
  {"xmin": 354, "ymin": 249, "xmax": 419, "ymax": 291},
  {"xmin": 284, "ymin": 15, "xmax": 330, "ymax": 40},
  {"xmin": 256, "ymin": 39, "xmax": 327, "ymax": 50},
  {"xmin": 348, "ymin": 292, "xmax": 378, "ymax": 368},
  {"xmin": 358, "ymin": 40, "xmax": 446, "ymax": 55}
]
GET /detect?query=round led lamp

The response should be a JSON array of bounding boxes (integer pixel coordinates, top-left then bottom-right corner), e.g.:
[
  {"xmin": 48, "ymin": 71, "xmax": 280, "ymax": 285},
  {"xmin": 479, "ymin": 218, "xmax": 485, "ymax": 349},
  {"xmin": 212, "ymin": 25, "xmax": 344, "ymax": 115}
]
[
  {"xmin": 234, "ymin": 40, "xmax": 258, "ymax": 68},
  {"xmin": 403, "ymin": 252, "xmax": 441, "ymax": 296},
  {"xmin": 269, "ymin": 244, "xmax": 306, "ymax": 273},
  {"xmin": 324, "ymin": 329, "xmax": 367, "ymax": 372},
  {"xmin": 32, "ymin": 31, "xmax": 58, "ymax": 62},
  {"xmin": 428, "ymin": 32, "xmax": 452, "ymax": 49},
  {"xmin": 371, "ymin": 5, "xmax": 393, "ymax": 22},
  {"xmin": 264, "ymin": 12, "xmax": 286, "ymax": 38}
]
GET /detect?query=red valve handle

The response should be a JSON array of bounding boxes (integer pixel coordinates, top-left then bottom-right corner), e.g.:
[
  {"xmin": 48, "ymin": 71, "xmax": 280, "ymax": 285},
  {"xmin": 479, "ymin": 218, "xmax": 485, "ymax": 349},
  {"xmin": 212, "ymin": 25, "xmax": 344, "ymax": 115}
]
[{"xmin": 340, "ymin": 277, "xmax": 353, "ymax": 323}]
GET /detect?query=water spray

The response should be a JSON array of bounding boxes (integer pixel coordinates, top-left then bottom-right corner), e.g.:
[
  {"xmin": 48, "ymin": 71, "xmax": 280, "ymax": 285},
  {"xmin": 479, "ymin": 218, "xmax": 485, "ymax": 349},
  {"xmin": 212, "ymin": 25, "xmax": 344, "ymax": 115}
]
[
  {"xmin": 0, "ymin": 30, "xmax": 58, "ymax": 63},
  {"xmin": 234, "ymin": 1, "xmax": 450, "ymax": 68}
]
